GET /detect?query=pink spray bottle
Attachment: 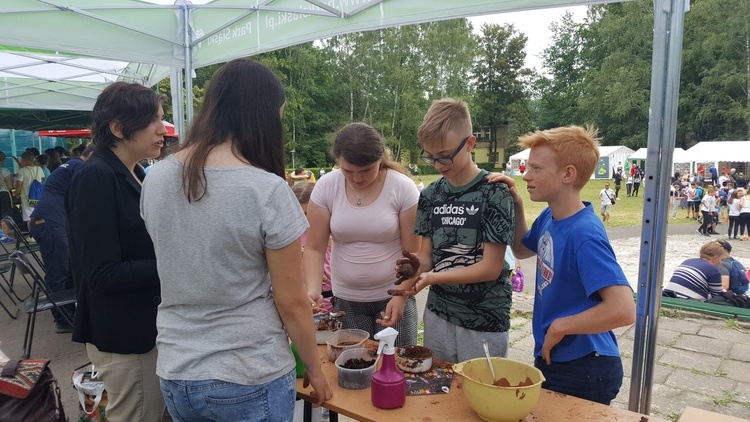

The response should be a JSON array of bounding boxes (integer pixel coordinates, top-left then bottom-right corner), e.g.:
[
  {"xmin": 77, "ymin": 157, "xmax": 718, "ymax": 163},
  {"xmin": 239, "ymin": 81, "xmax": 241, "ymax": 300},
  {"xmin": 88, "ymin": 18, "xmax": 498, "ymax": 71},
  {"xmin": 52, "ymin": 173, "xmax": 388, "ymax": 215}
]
[{"xmin": 371, "ymin": 327, "xmax": 405, "ymax": 409}]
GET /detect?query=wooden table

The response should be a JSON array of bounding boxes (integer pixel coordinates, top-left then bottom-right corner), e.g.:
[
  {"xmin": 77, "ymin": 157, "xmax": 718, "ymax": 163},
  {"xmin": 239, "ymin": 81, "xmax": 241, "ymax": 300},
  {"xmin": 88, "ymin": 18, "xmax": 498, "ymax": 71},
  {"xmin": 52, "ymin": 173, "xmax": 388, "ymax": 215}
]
[{"xmin": 296, "ymin": 345, "xmax": 666, "ymax": 422}]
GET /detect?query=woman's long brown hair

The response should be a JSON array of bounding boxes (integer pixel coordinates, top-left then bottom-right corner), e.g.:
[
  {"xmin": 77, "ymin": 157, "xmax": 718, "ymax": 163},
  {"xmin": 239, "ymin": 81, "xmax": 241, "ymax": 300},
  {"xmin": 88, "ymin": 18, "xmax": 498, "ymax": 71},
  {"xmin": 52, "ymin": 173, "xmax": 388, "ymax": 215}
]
[{"xmin": 180, "ymin": 58, "xmax": 286, "ymax": 202}]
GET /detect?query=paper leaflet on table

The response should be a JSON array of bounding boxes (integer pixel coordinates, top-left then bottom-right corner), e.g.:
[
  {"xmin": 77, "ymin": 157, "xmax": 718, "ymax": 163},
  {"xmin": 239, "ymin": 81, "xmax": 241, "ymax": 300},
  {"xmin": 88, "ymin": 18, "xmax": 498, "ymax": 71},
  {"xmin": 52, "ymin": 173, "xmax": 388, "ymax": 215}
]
[{"xmin": 405, "ymin": 367, "xmax": 453, "ymax": 396}]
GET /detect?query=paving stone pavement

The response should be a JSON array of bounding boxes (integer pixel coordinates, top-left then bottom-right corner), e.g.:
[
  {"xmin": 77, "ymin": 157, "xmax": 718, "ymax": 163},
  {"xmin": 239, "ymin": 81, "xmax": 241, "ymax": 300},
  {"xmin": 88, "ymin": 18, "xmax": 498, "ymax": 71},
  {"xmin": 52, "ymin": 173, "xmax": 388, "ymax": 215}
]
[{"xmin": 2, "ymin": 222, "xmax": 750, "ymax": 421}]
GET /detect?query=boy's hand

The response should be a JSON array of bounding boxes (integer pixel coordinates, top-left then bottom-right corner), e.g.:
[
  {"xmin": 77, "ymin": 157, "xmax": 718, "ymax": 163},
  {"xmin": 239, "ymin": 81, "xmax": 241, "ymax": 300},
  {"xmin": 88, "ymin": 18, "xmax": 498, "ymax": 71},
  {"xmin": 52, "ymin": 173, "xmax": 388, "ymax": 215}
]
[
  {"xmin": 542, "ymin": 320, "xmax": 565, "ymax": 365},
  {"xmin": 395, "ymin": 249, "xmax": 420, "ymax": 285},
  {"xmin": 386, "ymin": 271, "xmax": 434, "ymax": 296},
  {"xmin": 487, "ymin": 173, "xmax": 523, "ymax": 203},
  {"xmin": 413, "ymin": 271, "xmax": 437, "ymax": 293}
]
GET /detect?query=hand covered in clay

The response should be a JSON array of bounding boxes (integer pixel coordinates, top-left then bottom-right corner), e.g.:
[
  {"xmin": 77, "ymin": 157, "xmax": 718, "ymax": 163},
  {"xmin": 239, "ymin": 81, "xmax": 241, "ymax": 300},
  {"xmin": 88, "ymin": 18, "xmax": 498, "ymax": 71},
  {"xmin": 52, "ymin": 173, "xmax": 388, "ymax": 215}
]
[{"xmin": 395, "ymin": 249, "xmax": 420, "ymax": 285}]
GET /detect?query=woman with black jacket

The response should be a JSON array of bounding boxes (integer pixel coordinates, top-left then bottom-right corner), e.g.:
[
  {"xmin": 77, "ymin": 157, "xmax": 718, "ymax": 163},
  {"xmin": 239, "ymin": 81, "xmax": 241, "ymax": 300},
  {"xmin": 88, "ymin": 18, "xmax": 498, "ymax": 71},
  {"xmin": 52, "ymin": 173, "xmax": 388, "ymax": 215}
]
[{"xmin": 66, "ymin": 82, "xmax": 167, "ymax": 422}]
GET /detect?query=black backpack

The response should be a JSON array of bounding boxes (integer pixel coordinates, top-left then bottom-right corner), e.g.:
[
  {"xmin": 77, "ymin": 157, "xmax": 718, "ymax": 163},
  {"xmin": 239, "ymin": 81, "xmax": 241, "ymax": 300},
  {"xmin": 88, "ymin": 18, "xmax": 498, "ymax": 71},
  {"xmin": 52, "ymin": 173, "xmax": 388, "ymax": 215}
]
[{"xmin": 707, "ymin": 291, "xmax": 750, "ymax": 308}]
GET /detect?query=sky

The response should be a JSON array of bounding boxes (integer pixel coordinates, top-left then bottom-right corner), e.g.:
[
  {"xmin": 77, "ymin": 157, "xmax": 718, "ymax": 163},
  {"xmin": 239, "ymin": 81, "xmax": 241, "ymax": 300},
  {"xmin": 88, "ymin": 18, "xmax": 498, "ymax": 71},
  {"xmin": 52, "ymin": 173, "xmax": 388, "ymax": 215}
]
[{"xmin": 467, "ymin": 5, "xmax": 588, "ymax": 73}]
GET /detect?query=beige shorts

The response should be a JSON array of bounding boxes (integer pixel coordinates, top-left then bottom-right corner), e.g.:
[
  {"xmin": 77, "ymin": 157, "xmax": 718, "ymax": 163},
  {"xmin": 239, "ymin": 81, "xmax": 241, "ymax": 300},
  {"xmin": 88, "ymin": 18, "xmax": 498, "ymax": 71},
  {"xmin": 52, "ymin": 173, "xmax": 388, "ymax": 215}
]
[{"xmin": 601, "ymin": 204, "xmax": 612, "ymax": 215}]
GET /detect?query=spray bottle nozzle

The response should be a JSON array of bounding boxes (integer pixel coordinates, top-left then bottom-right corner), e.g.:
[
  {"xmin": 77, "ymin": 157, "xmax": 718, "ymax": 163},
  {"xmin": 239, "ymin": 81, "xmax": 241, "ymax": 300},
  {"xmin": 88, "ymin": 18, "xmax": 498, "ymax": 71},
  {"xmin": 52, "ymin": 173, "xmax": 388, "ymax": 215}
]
[{"xmin": 374, "ymin": 327, "xmax": 399, "ymax": 355}]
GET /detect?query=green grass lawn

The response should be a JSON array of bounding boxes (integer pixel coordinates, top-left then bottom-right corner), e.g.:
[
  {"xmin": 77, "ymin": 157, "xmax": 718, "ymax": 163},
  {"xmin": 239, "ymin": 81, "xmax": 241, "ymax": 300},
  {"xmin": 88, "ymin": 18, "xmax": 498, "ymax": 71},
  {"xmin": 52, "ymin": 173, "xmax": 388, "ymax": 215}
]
[{"xmin": 414, "ymin": 174, "xmax": 694, "ymax": 228}]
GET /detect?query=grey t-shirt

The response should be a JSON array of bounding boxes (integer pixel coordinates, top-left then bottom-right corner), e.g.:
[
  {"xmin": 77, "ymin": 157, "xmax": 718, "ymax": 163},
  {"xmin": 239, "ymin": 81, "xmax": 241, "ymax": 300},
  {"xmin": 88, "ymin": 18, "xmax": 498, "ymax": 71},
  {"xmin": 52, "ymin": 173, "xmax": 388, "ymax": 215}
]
[{"xmin": 141, "ymin": 156, "xmax": 308, "ymax": 385}]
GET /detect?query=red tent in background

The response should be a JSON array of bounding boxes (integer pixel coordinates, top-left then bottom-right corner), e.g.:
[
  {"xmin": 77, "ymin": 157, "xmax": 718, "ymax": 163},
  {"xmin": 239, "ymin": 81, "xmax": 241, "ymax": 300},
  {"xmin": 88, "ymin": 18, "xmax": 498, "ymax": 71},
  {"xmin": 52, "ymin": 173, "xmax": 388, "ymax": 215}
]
[{"xmin": 38, "ymin": 121, "xmax": 178, "ymax": 138}]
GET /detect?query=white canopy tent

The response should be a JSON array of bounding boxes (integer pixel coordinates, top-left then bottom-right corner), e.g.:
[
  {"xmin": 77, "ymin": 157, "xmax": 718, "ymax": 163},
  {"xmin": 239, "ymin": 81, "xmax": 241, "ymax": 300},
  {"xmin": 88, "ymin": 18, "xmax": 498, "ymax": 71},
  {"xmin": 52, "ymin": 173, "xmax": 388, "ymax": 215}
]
[
  {"xmin": 598, "ymin": 145, "xmax": 634, "ymax": 178},
  {"xmin": 0, "ymin": 0, "xmax": 614, "ymax": 136},
  {"xmin": 0, "ymin": 0, "xmax": 693, "ymax": 415},
  {"xmin": 683, "ymin": 141, "xmax": 750, "ymax": 163},
  {"xmin": 628, "ymin": 147, "xmax": 690, "ymax": 175},
  {"xmin": 511, "ymin": 146, "xmax": 635, "ymax": 179},
  {"xmin": 0, "ymin": 49, "xmax": 168, "ymax": 129},
  {"xmin": 629, "ymin": 147, "xmax": 648, "ymax": 161},
  {"xmin": 507, "ymin": 148, "xmax": 530, "ymax": 173}
]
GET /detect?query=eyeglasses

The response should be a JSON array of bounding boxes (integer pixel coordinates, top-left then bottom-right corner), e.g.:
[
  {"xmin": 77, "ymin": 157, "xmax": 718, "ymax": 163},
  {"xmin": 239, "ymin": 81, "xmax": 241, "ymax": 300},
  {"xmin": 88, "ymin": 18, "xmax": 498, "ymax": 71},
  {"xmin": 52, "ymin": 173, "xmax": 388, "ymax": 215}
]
[{"xmin": 419, "ymin": 136, "xmax": 470, "ymax": 165}]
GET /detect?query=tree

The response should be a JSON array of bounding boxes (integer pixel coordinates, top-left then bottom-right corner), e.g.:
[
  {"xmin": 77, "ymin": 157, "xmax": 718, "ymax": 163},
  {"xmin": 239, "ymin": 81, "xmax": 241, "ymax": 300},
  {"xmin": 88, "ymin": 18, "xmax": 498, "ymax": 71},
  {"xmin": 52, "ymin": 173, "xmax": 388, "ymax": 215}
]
[
  {"xmin": 473, "ymin": 23, "xmax": 532, "ymax": 163},
  {"xmin": 420, "ymin": 19, "xmax": 478, "ymax": 100},
  {"xmin": 323, "ymin": 20, "xmax": 477, "ymax": 163},
  {"xmin": 535, "ymin": 12, "xmax": 588, "ymax": 129},
  {"xmin": 256, "ymin": 43, "xmax": 341, "ymax": 167},
  {"xmin": 575, "ymin": 0, "xmax": 653, "ymax": 148},
  {"xmin": 680, "ymin": 0, "xmax": 750, "ymax": 143}
]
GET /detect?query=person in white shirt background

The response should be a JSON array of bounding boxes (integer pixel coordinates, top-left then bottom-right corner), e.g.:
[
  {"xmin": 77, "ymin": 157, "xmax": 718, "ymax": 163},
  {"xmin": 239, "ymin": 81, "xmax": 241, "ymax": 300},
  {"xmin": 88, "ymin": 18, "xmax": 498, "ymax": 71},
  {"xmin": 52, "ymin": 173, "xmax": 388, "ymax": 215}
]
[{"xmin": 599, "ymin": 182, "xmax": 616, "ymax": 223}]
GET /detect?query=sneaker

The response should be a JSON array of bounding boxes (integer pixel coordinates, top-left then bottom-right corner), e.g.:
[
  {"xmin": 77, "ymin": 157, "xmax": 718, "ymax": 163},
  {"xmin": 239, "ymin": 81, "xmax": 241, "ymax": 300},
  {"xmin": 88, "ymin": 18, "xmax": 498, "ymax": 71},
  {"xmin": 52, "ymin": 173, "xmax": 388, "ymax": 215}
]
[
  {"xmin": 55, "ymin": 322, "xmax": 74, "ymax": 334},
  {"xmin": 0, "ymin": 236, "xmax": 14, "ymax": 244}
]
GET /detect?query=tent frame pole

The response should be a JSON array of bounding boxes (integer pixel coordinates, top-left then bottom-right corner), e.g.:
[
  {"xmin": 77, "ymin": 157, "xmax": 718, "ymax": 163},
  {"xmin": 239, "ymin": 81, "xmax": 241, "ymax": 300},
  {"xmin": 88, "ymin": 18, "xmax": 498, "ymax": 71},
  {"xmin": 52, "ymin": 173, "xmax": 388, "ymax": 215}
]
[
  {"xmin": 629, "ymin": 0, "xmax": 688, "ymax": 414},
  {"xmin": 183, "ymin": 4, "xmax": 194, "ymax": 129},
  {"xmin": 171, "ymin": 67, "xmax": 185, "ymax": 144}
]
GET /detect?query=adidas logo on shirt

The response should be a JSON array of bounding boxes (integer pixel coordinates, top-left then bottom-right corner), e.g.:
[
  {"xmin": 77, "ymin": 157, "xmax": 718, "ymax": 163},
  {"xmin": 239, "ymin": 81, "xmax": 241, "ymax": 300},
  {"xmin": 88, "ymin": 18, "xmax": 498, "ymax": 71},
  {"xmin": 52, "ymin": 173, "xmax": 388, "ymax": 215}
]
[{"xmin": 431, "ymin": 202, "xmax": 481, "ymax": 228}]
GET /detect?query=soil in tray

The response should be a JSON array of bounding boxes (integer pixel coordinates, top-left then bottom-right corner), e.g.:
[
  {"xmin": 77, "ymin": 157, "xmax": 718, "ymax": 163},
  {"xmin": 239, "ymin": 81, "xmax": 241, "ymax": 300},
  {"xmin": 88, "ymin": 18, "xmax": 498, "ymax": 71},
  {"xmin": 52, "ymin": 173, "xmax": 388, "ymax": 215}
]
[
  {"xmin": 316, "ymin": 318, "xmax": 341, "ymax": 331},
  {"xmin": 334, "ymin": 341, "xmax": 359, "ymax": 347},
  {"xmin": 398, "ymin": 346, "xmax": 432, "ymax": 359},
  {"xmin": 341, "ymin": 358, "xmax": 375, "ymax": 369},
  {"xmin": 493, "ymin": 376, "xmax": 534, "ymax": 387}
]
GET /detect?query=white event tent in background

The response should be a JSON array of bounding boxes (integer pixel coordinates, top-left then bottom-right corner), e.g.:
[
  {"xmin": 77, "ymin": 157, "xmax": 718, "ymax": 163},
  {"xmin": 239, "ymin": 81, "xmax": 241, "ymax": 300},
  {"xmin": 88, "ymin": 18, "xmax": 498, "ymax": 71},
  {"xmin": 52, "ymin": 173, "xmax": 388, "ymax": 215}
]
[
  {"xmin": 683, "ymin": 141, "xmax": 750, "ymax": 164},
  {"xmin": 510, "ymin": 145, "xmax": 635, "ymax": 179},
  {"xmin": 628, "ymin": 147, "xmax": 691, "ymax": 175}
]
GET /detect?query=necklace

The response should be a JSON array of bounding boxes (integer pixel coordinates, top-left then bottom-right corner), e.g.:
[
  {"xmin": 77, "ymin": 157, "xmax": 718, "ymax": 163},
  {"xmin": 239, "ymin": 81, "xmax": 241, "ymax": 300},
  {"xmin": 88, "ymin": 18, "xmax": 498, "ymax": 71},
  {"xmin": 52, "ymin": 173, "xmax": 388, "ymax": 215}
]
[{"xmin": 347, "ymin": 171, "xmax": 381, "ymax": 206}]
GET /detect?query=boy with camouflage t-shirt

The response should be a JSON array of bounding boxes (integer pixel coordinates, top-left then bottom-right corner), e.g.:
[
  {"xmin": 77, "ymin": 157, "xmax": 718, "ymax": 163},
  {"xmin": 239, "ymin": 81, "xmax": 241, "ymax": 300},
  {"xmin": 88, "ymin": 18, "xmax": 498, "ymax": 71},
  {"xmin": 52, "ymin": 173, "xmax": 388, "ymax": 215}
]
[{"xmin": 396, "ymin": 98, "xmax": 514, "ymax": 363}]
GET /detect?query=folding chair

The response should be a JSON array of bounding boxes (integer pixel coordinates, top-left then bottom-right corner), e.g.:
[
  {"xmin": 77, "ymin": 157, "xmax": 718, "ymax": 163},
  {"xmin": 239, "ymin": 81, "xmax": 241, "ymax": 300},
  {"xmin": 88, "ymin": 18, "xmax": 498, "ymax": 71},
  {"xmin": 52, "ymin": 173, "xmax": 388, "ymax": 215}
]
[
  {"xmin": 2, "ymin": 217, "xmax": 43, "ymax": 270},
  {"xmin": 0, "ymin": 261, "xmax": 18, "ymax": 319},
  {"xmin": 0, "ymin": 231, "xmax": 34, "ymax": 303},
  {"xmin": 9, "ymin": 250, "xmax": 75, "ymax": 359},
  {"xmin": 0, "ymin": 216, "xmax": 46, "ymax": 302}
]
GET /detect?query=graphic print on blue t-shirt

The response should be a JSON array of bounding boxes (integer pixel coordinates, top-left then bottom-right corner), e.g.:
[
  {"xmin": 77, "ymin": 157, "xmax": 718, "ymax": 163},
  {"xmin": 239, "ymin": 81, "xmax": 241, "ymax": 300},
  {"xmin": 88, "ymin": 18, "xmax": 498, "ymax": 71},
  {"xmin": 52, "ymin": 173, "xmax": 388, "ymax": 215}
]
[{"xmin": 537, "ymin": 231, "xmax": 554, "ymax": 295}]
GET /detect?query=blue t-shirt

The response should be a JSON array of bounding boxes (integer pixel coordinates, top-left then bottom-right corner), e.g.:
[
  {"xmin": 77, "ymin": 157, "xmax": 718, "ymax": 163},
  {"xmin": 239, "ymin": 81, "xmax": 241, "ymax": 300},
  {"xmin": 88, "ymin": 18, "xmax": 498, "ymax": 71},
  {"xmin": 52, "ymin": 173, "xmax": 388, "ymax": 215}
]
[
  {"xmin": 30, "ymin": 158, "xmax": 83, "ymax": 227},
  {"xmin": 522, "ymin": 203, "xmax": 631, "ymax": 362}
]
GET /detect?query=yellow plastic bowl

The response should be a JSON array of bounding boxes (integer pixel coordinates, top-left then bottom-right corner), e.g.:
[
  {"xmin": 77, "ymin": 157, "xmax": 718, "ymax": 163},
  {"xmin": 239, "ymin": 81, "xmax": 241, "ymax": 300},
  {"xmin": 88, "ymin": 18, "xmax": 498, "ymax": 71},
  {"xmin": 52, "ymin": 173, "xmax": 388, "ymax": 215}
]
[{"xmin": 453, "ymin": 357, "xmax": 545, "ymax": 422}]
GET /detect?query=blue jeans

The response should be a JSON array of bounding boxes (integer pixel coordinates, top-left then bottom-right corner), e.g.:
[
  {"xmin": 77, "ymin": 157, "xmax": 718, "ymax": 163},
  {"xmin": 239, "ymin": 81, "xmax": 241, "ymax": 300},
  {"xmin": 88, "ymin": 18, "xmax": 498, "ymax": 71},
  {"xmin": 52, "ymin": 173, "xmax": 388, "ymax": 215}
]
[
  {"xmin": 160, "ymin": 370, "xmax": 296, "ymax": 422},
  {"xmin": 535, "ymin": 352, "xmax": 623, "ymax": 405},
  {"xmin": 29, "ymin": 219, "xmax": 74, "ymax": 324}
]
